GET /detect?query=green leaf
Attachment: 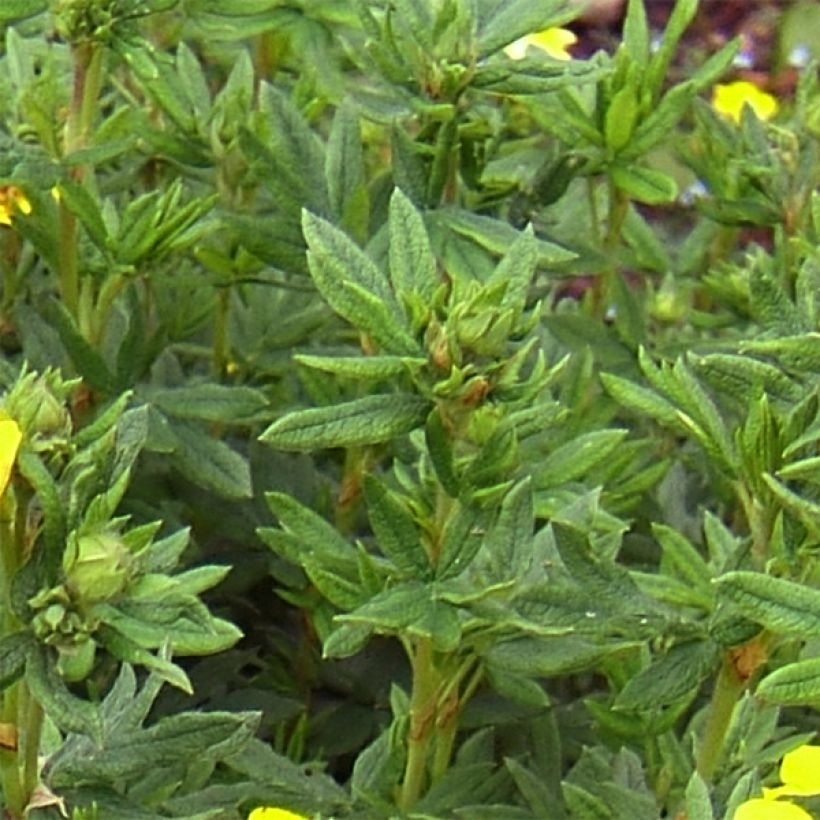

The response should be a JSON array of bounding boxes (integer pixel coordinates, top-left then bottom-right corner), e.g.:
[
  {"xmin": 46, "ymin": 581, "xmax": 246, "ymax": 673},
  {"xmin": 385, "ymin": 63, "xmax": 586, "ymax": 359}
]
[
  {"xmin": 738, "ymin": 334, "xmax": 820, "ymax": 372},
  {"xmin": 302, "ymin": 210, "xmax": 419, "ymax": 354},
  {"xmin": 486, "ymin": 224, "xmax": 538, "ymax": 320},
  {"xmin": 689, "ymin": 353, "xmax": 801, "ymax": 405},
  {"xmin": 56, "ymin": 178, "xmax": 109, "ymax": 252},
  {"xmin": 756, "ymin": 658, "xmax": 820, "ymax": 706},
  {"xmin": 338, "ymin": 583, "xmax": 461, "ymax": 651},
  {"xmin": 486, "ymin": 668, "xmax": 551, "ymax": 708},
  {"xmin": 260, "ymin": 394, "xmax": 430, "ymax": 450},
  {"xmin": 437, "ymin": 502, "xmax": 493, "ymax": 581},
  {"xmin": 652, "ymin": 524, "xmax": 714, "ymax": 608},
  {"xmin": 716, "ymin": 571, "xmax": 820, "ymax": 638},
  {"xmin": 16, "ymin": 449, "xmax": 65, "ymax": 568},
  {"xmin": 483, "ymin": 478, "xmax": 534, "ymax": 579},
  {"xmin": 622, "ymin": 0, "xmax": 649, "ymax": 65},
  {"xmin": 26, "ymin": 645, "xmax": 103, "ymax": 742},
  {"xmin": 0, "ymin": 631, "xmax": 34, "ymax": 691},
  {"xmin": 535, "ymin": 430, "xmax": 629, "ymax": 489},
  {"xmin": 98, "ymin": 625, "xmax": 192, "ymax": 694},
  {"xmin": 364, "ymin": 475, "xmax": 431, "ymax": 579},
  {"xmin": 505, "ymin": 758, "xmax": 555, "ymax": 816},
  {"xmin": 762, "ymin": 474, "xmax": 820, "ymax": 532},
  {"xmin": 388, "ymin": 187, "xmax": 438, "ymax": 303},
  {"xmin": 621, "ymin": 81, "xmax": 697, "ymax": 158},
  {"xmin": 263, "ymin": 491, "xmax": 354, "ymax": 560},
  {"xmin": 616, "ymin": 641, "xmax": 719, "ymax": 710},
  {"xmin": 94, "ymin": 602, "xmax": 243, "ymax": 655},
  {"xmin": 326, "ymin": 100, "xmax": 365, "ymax": 222},
  {"xmin": 295, "ymin": 354, "xmax": 425, "ymax": 380},
  {"xmin": 605, "ymin": 85, "xmax": 640, "ymax": 153},
  {"xmin": 322, "ymin": 623, "xmax": 372, "ymax": 659},
  {"xmin": 168, "ymin": 421, "xmax": 252, "ymax": 499},
  {"xmin": 610, "ymin": 165, "xmax": 678, "ymax": 205},
  {"xmin": 436, "ymin": 208, "xmax": 576, "ymax": 267},
  {"xmin": 259, "ymin": 84, "xmax": 328, "ymax": 215},
  {"xmin": 41, "ymin": 299, "xmax": 114, "ymax": 394},
  {"xmin": 488, "ymin": 634, "xmax": 626, "ymax": 679},
  {"xmin": 149, "ymin": 383, "xmax": 269, "ymax": 424},
  {"xmin": 684, "ymin": 772, "xmax": 714, "ymax": 820},
  {"xmin": 645, "ymin": 0, "xmax": 697, "ymax": 97},
  {"xmin": 424, "ymin": 407, "xmax": 460, "ymax": 497},
  {"xmin": 52, "ymin": 710, "xmax": 259, "ymax": 786}
]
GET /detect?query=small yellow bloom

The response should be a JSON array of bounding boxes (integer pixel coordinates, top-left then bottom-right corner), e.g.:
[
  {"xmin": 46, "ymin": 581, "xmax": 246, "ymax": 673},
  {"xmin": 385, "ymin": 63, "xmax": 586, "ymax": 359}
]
[
  {"xmin": 0, "ymin": 186, "xmax": 32, "ymax": 226},
  {"xmin": 764, "ymin": 745, "xmax": 820, "ymax": 799},
  {"xmin": 247, "ymin": 809, "xmax": 308, "ymax": 820},
  {"xmin": 0, "ymin": 417, "xmax": 22, "ymax": 497},
  {"xmin": 712, "ymin": 81, "xmax": 778, "ymax": 124},
  {"xmin": 733, "ymin": 745, "xmax": 820, "ymax": 820},
  {"xmin": 504, "ymin": 27, "xmax": 577, "ymax": 61},
  {"xmin": 734, "ymin": 798, "xmax": 812, "ymax": 820}
]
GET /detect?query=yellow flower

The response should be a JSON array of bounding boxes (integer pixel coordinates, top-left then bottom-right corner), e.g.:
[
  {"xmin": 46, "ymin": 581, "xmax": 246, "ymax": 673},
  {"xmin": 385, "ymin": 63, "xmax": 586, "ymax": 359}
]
[
  {"xmin": 504, "ymin": 27, "xmax": 577, "ymax": 61},
  {"xmin": 247, "ymin": 809, "xmax": 308, "ymax": 820},
  {"xmin": 764, "ymin": 744, "xmax": 820, "ymax": 798},
  {"xmin": 0, "ymin": 186, "xmax": 32, "ymax": 226},
  {"xmin": 712, "ymin": 81, "xmax": 778, "ymax": 124},
  {"xmin": 0, "ymin": 417, "xmax": 22, "ymax": 497},
  {"xmin": 734, "ymin": 799, "xmax": 812, "ymax": 820},
  {"xmin": 733, "ymin": 745, "xmax": 820, "ymax": 820}
]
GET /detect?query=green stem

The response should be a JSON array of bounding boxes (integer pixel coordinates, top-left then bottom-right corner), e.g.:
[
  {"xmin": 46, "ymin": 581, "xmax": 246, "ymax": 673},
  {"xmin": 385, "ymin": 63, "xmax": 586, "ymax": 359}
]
[
  {"xmin": 696, "ymin": 656, "xmax": 746, "ymax": 783},
  {"xmin": 399, "ymin": 638, "xmax": 438, "ymax": 813},
  {"xmin": 21, "ymin": 685, "xmax": 43, "ymax": 799},
  {"xmin": 91, "ymin": 273, "xmax": 128, "ymax": 348},
  {"xmin": 591, "ymin": 176, "xmax": 629, "ymax": 319},
  {"xmin": 212, "ymin": 287, "xmax": 231, "ymax": 379},
  {"xmin": 59, "ymin": 40, "xmax": 104, "ymax": 323},
  {"xmin": 0, "ymin": 489, "xmax": 23, "ymax": 817}
]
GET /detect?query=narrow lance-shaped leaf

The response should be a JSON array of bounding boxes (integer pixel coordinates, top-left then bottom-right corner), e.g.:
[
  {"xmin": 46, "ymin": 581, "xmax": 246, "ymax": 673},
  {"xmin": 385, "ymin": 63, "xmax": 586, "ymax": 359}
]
[
  {"xmin": 615, "ymin": 640, "xmax": 719, "ymax": 710},
  {"xmin": 486, "ymin": 224, "xmax": 538, "ymax": 321},
  {"xmin": 483, "ymin": 478, "xmax": 534, "ymax": 578},
  {"xmin": 388, "ymin": 187, "xmax": 438, "ymax": 303},
  {"xmin": 264, "ymin": 491, "xmax": 355, "ymax": 561},
  {"xmin": 364, "ymin": 475, "xmax": 431, "ymax": 579},
  {"xmin": 169, "ymin": 421, "xmax": 252, "ymax": 500},
  {"xmin": 26, "ymin": 645, "xmax": 103, "ymax": 742},
  {"xmin": 260, "ymin": 394, "xmax": 430, "ymax": 451},
  {"xmin": 302, "ymin": 210, "xmax": 419, "ymax": 354},
  {"xmin": 326, "ymin": 99, "xmax": 365, "ymax": 220},
  {"xmin": 436, "ymin": 502, "xmax": 494, "ymax": 581},
  {"xmin": 756, "ymin": 658, "xmax": 820, "ymax": 706},
  {"xmin": 535, "ymin": 429, "xmax": 628, "ymax": 489},
  {"xmin": 716, "ymin": 571, "xmax": 820, "ymax": 637}
]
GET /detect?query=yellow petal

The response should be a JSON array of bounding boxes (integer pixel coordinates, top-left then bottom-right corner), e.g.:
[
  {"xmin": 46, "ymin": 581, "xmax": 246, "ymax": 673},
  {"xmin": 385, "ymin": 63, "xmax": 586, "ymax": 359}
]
[
  {"xmin": 711, "ymin": 81, "xmax": 779, "ymax": 124},
  {"xmin": 777, "ymin": 745, "xmax": 820, "ymax": 796},
  {"xmin": 733, "ymin": 798, "xmax": 813, "ymax": 820},
  {"xmin": 504, "ymin": 27, "xmax": 577, "ymax": 61},
  {"xmin": 247, "ymin": 809, "xmax": 308, "ymax": 820},
  {"xmin": 0, "ymin": 205, "xmax": 11, "ymax": 227},
  {"xmin": 10, "ymin": 188, "xmax": 31, "ymax": 216},
  {"xmin": 0, "ymin": 418, "xmax": 22, "ymax": 497}
]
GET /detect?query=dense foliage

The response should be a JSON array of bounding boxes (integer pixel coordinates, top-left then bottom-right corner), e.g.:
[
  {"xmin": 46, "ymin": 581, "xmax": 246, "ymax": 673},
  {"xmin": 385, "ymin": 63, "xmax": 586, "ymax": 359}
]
[{"xmin": 0, "ymin": 0, "xmax": 817, "ymax": 817}]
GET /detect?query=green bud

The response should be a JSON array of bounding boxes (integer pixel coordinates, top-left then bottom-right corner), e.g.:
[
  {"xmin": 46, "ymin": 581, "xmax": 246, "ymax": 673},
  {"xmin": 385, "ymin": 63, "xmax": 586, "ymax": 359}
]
[
  {"xmin": 2, "ymin": 368, "xmax": 75, "ymax": 450},
  {"xmin": 53, "ymin": 0, "xmax": 117, "ymax": 44},
  {"xmin": 56, "ymin": 637, "xmax": 97, "ymax": 682},
  {"xmin": 64, "ymin": 531, "xmax": 135, "ymax": 604}
]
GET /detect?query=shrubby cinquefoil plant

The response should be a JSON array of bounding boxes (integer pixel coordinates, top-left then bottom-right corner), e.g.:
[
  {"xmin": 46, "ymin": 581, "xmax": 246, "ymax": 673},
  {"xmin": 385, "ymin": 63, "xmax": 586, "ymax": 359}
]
[{"xmin": 0, "ymin": 0, "xmax": 815, "ymax": 817}]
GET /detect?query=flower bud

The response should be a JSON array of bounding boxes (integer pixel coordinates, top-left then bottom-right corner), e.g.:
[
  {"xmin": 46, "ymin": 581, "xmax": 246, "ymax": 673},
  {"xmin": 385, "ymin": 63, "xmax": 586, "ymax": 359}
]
[
  {"xmin": 2, "ymin": 369, "xmax": 74, "ymax": 450},
  {"xmin": 64, "ymin": 531, "xmax": 134, "ymax": 605},
  {"xmin": 56, "ymin": 636, "xmax": 96, "ymax": 682}
]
